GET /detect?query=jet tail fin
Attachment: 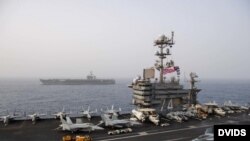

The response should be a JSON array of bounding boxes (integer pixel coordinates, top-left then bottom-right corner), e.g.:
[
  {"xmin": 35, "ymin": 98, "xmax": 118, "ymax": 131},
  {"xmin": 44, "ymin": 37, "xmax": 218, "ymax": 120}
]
[
  {"xmin": 66, "ymin": 117, "xmax": 73, "ymax": 124},
  {"xmin": 60, "ymin": 116, "xmax": 68, "ymax": 124},
  {"xmin": 87, "ymin": 106, "xmax": 90, "ymax": 112},
  {"xmin": 101, "ymin": 114, "xmax": 110, "ymax": 122},
  {"xmin": 59, "ymin": 117, "xmax": 71, "ymax": 131},
  {"xmin": 81, "ymin": 106, "xmax": 85, "ymax": 112}
]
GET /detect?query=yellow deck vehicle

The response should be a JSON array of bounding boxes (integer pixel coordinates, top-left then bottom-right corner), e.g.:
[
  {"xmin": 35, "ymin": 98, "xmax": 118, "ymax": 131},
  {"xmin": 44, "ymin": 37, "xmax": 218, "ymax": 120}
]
[{"xmin": 62, "ymin": 135, "xmax": 92, "ymax": 141}]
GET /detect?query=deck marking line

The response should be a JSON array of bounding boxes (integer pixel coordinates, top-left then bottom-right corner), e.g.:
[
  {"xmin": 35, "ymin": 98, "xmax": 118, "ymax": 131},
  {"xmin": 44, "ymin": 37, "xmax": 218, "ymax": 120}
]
[
  {"xmin": 138, "ymin": 132, "xmax": 148, "ymax": 135},
  {"xmin": 163, "ymin": 137, "xmax": 190, "ymax": 141}
]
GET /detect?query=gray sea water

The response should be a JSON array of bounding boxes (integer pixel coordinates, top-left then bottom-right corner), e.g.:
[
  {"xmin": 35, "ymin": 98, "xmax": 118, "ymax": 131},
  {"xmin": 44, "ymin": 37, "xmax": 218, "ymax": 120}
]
[{"xmin": 0, "ymin": 78, "xmax": 250, "ymax": 116}]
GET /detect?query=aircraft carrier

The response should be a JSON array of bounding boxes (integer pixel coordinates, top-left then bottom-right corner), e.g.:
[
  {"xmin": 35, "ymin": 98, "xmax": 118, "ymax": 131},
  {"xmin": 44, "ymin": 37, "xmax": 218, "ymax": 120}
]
[
  {"xmin": 1, "ymin": 32, "xmax": 249, "ymax": 141},
  {"xmin": 40, "ymin": 72, "xmax": 115, "ymax": 85}
]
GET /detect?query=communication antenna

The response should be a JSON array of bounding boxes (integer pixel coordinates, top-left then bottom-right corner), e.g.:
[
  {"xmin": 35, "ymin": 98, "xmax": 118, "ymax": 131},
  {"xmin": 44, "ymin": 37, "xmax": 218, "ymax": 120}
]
[{"xmin": 154, "ymin": 32, "xmax": 175, "ymax": 83}]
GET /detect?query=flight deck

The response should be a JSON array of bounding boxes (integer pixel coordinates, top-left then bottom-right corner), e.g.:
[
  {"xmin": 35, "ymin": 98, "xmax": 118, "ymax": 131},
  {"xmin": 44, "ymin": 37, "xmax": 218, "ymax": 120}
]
[{"xmin": 0, "ymin": 112, "xmax": 249, "ymax": 141}]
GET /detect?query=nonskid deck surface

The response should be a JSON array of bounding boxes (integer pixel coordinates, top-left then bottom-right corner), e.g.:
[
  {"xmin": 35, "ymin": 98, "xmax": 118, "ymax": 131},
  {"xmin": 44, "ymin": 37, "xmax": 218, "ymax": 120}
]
[{"xmin": 0, "ymin": 112, "xmax": 249, "ymax": 141}]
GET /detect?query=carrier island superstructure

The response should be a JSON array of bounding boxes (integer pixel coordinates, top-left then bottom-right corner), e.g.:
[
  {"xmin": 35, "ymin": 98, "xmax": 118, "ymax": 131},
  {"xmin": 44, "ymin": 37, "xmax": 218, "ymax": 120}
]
[{"xmin": 130, "ymin": 32, "xmax": 201, "ymax": 113}]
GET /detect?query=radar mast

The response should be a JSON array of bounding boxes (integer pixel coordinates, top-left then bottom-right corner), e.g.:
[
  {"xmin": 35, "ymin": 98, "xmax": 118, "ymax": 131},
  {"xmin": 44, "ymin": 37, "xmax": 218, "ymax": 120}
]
[{"xmin": 154, "ymin": 32, "xmax": 175, "ymax": 83}]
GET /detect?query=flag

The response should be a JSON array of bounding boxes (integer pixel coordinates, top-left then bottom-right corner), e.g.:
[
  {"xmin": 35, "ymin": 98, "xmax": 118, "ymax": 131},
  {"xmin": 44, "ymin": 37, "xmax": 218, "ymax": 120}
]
[
  {"xmin": 163, "ymin": 66, "xmax": 180, "ymax": 75},
  {"xmin": 163, "ymin": 67, "xmax": 175, "ymax": 74}
]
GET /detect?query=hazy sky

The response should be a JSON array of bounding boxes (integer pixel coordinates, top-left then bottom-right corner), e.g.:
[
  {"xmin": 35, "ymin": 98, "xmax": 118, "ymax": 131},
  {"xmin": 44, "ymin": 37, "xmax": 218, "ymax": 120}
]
[{"xmin": 0, "ymin": 0, "xmax": 249, "ymax": 79}]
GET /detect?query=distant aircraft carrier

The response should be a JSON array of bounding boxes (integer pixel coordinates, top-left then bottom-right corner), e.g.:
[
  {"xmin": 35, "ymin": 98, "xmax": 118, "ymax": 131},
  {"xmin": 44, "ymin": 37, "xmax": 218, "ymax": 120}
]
[{"xmin": 40, "ymin": 72, "xmax": 115, "ymax": 85}]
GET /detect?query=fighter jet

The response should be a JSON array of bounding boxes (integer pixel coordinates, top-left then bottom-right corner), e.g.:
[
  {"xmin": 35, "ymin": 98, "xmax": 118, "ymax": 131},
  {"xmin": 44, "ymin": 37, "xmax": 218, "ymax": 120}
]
[
  {"xmin": 100, "ymin": 114, "xmax": 140, "ymax": 128},
  {"xmin": 0, "ymin": 110, "xmax": 20, "ymax": 126},
  {"xmin": 52, "ymin": 107, "xmax": 70, "ymax": 119},
  {"xmin": 101, "ymin": 105, "xmax": 121, "ymax": 117},
  {"xmin": 224, "ymin": 100, "xmax": 241, "ymax": 111},
  {"xmin": 166, "ymin": 112, "xmax": 183, "ymax": 123},
  {"xmin": 58, "ymin": 116, "xmax": 103, "ymax": 132},
  {"xmin": 213, "ymin": 108, "xmax": 226, "ymax": 117},
  {"xmin": 204, "ymin": 101, "xmax": 226, "ymax": 117},
  {"xmin": 221, "ymin": 106, "xmax": 234, "ymax": 114},
  {"xmin": 132, "ymin": 108, "xmax": 160, "ymax": 125},
  {"xmin": 27, "ymin": 112, "xmax": 46, "ymax": 124},
  {"xmin": 239, "ymin": 105, "xmax": 249, "ymax": 111},
  {"xmin": 132, "ymin": 109, "xmax": 146, "ymax": 122},
  {"xmin": 184, "ymin": 109, "xmax": 197, "ymax": 119},
  {"xmin": 174, "ymin": 111, "xmax": 189, "ymax": 121},
  {"xmin": 192, "ymin": 127, "xmax": 214, "ymax": 141},
  {"xmin": 80, "ymin": 106, "xmax": 97, "ymax": 120}
]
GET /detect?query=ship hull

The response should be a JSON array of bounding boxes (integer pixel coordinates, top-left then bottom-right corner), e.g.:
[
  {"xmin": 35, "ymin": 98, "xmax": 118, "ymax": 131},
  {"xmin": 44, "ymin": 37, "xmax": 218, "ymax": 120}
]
[{"xmin": 40, "ymin": 79, "xmax": 115, "ymax": 85}]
